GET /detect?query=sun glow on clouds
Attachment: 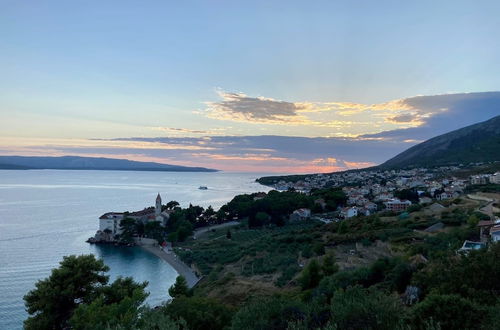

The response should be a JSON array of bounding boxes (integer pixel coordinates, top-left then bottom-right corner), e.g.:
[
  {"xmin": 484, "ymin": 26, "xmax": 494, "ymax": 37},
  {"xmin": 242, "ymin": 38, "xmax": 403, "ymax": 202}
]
[
  {"xmin": 203, "ymin": 90, "xmax": 435, "ymax": 135},
  {"xmin": 2, "ymin": 92, "xmax": 499, "ymax": 173}
]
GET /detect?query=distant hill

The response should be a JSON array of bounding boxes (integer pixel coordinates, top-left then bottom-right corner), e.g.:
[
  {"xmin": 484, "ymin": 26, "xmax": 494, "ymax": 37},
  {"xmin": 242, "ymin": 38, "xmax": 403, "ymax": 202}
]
[
  {"xmin": 381, "ymin": 115, "xmax": 500, "ymax": 168},
  {"xmin": 0, "ymin": 156, "xmax": 217, "ymax": 172}
]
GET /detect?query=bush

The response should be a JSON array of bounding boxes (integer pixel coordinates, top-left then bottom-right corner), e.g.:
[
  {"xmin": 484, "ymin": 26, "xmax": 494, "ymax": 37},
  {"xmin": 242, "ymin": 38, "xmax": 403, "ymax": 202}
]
[
  {"xmin": 411, "ymin": 294, "xmax": 485, "ymax": 330},
  {"xmin": 329, "ymin": 286, "xmax": 405, "ymax": 330}
]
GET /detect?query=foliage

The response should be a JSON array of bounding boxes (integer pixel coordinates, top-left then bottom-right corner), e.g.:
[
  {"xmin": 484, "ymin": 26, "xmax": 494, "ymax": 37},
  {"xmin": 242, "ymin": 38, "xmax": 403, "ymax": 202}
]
[
  {"xmin": 70, "ymin": 280, "xmax": 148, "ymax": 330},
  {"xmin": 322, "ymin": 253, "xmax": 339, "ymax": 276},
  {"xmin": 394, "ymin": 189, "xmax": 420, "ymax": 203},
  {"xmin": 119, "ymin": 217, "xmax": 137, "ymax": 244},
  {"xmin": 413, "ymin": 242, "xmax": 500, "ymax": 305},
  {"xmin": 299, "ymin": 259, "xmax": 323, "ymax": 290},
  {"xmin": 230, "ymin": 296, "xmax": 308, "ymax": 330},
  {"xmin": 329, "ymin": 286, "xmax": 406, "ymax": 330},
  {"xmin": 168, "ymin": 276, "xmax": 189, "ymax": 298},
  {"xmin": 410, "ymin": 294, "xmax": 486, "ymax": 330},
  {"xmin": 163, "ymin": 296, "xmax": 233, "ymax": 330},
  {"xmin": 24, "ymin": 255, "xmax": 109, "ymax": 330}
]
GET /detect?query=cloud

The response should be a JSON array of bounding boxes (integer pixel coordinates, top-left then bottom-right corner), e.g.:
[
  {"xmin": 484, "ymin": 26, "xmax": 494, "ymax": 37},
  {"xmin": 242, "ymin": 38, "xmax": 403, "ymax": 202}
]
[
  {"xmin": 203, "ymin": 91, "xmax": 500, "ymax": 141},
  {"xmin": 205, "ymin": 91, "xmax": 304, "ymax": 123},
  {"xmin": 386, "ymin": 113, "xmax": 420, "ymax": 123},
  {"xmin": 362, "ymin": 92, "xmax": 500, "ymax": 141},
  {"xmin": 151, "ymin": 127, "xmax": 227, "ymax": 136},
  {"xmin": 3, "ymin": 92, "xmax": 499, "ymax": 173}
]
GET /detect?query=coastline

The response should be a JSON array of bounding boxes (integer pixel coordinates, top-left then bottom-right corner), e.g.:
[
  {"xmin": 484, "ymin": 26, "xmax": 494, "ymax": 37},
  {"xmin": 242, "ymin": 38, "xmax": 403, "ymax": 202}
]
[{"xmin": 140, "ymin": 245, "xmax": 200, "ymax": 288}]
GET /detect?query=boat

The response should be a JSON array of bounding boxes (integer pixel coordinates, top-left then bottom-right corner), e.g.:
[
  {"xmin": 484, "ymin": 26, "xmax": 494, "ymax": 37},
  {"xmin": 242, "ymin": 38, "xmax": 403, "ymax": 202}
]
[{"xmin": 198, "ymin": 186, "xmax": 208, "ymax": 190}]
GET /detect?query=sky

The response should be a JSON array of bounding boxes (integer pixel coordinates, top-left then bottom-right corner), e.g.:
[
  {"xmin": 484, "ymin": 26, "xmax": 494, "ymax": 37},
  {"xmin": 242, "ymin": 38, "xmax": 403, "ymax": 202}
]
[{"xmin": 1, "ymin": 0, "xmax": 500, "ymax": 173}]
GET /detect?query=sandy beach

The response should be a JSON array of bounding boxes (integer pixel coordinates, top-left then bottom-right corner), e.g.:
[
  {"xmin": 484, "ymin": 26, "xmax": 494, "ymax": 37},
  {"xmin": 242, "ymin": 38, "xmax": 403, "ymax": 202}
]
[{"xmin": 140, "ymin": 245, "xmax": 200, "ymax": 288}]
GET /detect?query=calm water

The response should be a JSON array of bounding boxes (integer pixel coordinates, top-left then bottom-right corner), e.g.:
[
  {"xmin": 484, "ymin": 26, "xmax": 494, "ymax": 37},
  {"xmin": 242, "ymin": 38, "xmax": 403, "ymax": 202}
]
[{"xmin": 0, "ymin": 170, "xmax": 271, "ymax": 329}]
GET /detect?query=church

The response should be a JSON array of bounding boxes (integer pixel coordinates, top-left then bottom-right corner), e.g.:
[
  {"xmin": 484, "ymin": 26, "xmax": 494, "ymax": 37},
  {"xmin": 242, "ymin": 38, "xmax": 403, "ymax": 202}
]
[{"xmin": 96, "ymin": 193, "xmax": 170, "ymax": 241}]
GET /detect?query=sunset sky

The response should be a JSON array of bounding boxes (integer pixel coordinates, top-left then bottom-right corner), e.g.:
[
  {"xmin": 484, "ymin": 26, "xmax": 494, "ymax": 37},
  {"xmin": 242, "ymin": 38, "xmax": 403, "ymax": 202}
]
[{"xmin": 2, "ymin": 1, "xmax": 500, "ymax": 172}]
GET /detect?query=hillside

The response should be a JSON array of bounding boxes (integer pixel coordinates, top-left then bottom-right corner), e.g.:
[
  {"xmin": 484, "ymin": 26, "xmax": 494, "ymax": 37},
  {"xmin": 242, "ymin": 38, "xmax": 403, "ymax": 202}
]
[
  {"xmin": 381, "ymin": 115, "xmax": 500, "ymax": 168},
  {"xmin": 0, "ymin": 156, "xmax": 217, "ymax": 172}
]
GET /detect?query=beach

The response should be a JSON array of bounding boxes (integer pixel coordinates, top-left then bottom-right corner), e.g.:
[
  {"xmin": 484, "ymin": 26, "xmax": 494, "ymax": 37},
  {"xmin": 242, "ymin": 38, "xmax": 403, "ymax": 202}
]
[{"xmin": 140, "ymin": 245, "xmax": 200, "ymax": 288}]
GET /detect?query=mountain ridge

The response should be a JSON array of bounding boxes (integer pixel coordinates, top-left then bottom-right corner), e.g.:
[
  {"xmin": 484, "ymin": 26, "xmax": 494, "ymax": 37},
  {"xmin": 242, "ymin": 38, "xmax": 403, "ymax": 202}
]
[
  {"xmin": 380, "ymin": 115, "xmax": 500, "ymax": 168},
  {"xmin": 0, "ymin": 155, "xmax": 217, "ymax": 172}
]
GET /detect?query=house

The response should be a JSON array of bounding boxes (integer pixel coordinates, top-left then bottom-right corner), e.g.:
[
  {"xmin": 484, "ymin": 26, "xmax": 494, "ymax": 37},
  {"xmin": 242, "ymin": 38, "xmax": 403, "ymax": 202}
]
[
  {"xmin": 457, "ymin": 240, "xmax": 486, "ymax": 255},
  {"xmin": 99, "ymin": 212, "xmax": 125, "ymax": 236},
  {"xmin": 436, "ymin": 191, "xmax": 458, "ymax": 201},
  {"xmin": 374, "ymin": 193, "xmax": 393, "ymax": 202},
  {"xmin": 364, "ymin": 202, "xmax": 378, "ymax": 212},
  {"xmin": 490, "ymin": 172, "xmax": 500, "ymax": 184},
  {"xmin": 490, "ymin": 226, "xmax": 500, "ymax": 242},
  {"xmin": 289, "ymin": 208, "xmax": 311, "ymax": 221},
  {"xmin": 471, "ymin": 175, "xmax": 490, "ymax": 185},
  {"xmin": 384, "ymin": 199, "xmax": 412, "ymax": 212},
  {"xmin": 477, "ymin": 220, "xmax": 494, "ymax": 242},
  {"xmin": 340, "ymin": 206, "xmax": 358, "ymax": 219}
]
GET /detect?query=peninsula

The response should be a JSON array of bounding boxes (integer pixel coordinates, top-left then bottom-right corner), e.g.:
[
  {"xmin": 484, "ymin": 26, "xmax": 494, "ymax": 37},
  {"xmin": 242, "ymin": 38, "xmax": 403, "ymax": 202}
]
[{"xmin": 0, "ymin": 155, "xmax": 217, "ymax": 172}]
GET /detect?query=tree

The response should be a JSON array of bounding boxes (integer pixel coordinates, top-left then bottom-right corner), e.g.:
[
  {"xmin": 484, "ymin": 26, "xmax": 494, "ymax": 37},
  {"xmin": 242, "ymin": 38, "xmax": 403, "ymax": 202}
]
[
  {"xmin": 204, "ymin": 205, "xmax": 216, "ymax": 219},
  {"xmin": 230, "ymin": 297, "xmax": 307, "ymax": 330},
  {"xmin": 69, "ymin": 278, "xmax": 148, "ymax": 330},
  {"xmin": 322, "ymin": 253, "xmax": 339, "ymax": 276},
  {"xmin": 330, "ymin": 286, "xmax": 405, "ymax": 330},
  {"xmin": 119, "ymin": 217, "xmax": 137, "ymax": 244},
  {"xmin": 298, "ymin": 259, "xmax": 323, "ymax": 290},
  {"xmin": 411, "ymin": 294, "xmax": 485, "ymax": 330},
  {"xmin": 137, "ymin": 308, "xmax": 184, "ymax": 329},
  {"xmin": 250, "ymin": 211, "xmax": 270, "ymax": 227},
  {"xmin": 24, "ymin": 255, "xmax": 109, "ymax": 330},
  {"xmin": 164, "ymin": 296, "xmax": 232, "ymax": 330},
  {"xmin": 168, "ymin": 276, "xmax": 189, "ymax": 298},
  {"xmin": 144, "ymin": 221, "xmax": 164, "ymax": 242},
  {"xmin": 313, "ymin": 242, "xmax": 325, "ymax": 256},
  {"xmin": 166, "ymin": 200, "xmax": 180, "ymax": 210}
]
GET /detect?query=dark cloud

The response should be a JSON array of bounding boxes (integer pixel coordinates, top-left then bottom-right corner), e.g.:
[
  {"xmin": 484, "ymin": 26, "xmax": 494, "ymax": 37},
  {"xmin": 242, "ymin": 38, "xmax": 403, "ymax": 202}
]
[
  {"xmin": 386, "ymin": 113, "xmax": 419, "ymax": 123},
  {"xmin": 206, "ymin": 91, "xmax": 303, "ymax": 122},
  {"xmin": 364, "ymin": 92, "xmax": 500, "ymax": 141}
]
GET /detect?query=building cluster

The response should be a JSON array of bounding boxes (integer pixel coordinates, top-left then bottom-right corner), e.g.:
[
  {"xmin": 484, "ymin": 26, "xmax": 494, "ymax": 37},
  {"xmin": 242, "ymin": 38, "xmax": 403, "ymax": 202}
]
[
  {"xmin": 470, "ymin": 172, "xmax": 500, "ymax": 185},
  {"xmin": 281, "ymin": 167, "xmax": 500, "ymax": 221}
]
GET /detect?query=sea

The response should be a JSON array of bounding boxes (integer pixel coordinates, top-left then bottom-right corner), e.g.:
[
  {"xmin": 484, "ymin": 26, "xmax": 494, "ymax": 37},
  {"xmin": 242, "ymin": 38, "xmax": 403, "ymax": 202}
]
[{"xmin": 0, "ymin": 170, "xmax": 272, "ymax": 329}]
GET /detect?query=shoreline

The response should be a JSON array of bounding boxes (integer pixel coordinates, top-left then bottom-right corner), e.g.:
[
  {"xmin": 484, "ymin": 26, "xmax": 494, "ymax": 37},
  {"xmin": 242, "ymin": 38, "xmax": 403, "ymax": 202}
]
[{"xmin": 140, "ymin": 245, "xmax": 200, "ymax": 288}]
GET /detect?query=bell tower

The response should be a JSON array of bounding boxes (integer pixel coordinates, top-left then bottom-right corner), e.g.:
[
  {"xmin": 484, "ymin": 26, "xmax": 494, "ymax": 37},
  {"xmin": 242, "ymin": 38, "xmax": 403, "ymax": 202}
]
[{"xmin": 155, "ymin": 193, "xmax": 162, "ymax": 217}]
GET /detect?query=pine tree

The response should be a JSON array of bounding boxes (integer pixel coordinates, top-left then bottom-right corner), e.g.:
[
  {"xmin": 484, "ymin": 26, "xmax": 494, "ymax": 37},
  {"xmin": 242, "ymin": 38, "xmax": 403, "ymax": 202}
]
[{"xmin": 168, "ymin": 276, "xmax": 189, "ymax": 298}]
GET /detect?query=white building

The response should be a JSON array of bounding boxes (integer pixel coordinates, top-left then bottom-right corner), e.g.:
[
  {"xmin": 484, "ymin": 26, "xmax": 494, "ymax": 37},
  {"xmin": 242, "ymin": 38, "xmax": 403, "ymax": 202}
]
[
  {"xmin": 340, "ymin": 206, "xmax": 358, "ymax": 219},
  {"xmin": 490, "ymin": 226, "xmax": 500, "ymax": 242},
  {"xmin": 384, "ymin": 199, "xmax": 412, "ymax": 212},
  {"xmin": 99, "ymin": 212, "xmax": 124, "ymax": 236},
  {"xmin": 97, "ymin": 193, "xmax": 167, "ymax": 238},
  {"xmin": 490, "ymin": 172, "xmax": 500, "ymax": 184}
]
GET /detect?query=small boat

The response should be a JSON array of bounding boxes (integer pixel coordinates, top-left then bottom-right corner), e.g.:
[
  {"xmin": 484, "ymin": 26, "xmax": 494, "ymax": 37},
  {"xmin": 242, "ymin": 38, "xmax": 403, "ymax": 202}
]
[{"xmin": 198, "ymin": 186, "xmax": 208, "ymax": 190}]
